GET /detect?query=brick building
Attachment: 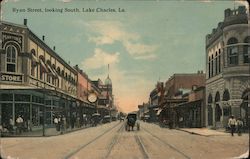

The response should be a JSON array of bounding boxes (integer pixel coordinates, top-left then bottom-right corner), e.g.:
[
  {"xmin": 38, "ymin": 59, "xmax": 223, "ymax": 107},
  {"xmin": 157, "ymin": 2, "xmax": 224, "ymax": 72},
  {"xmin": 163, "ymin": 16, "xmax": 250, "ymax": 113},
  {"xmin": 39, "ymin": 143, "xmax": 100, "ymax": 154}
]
[{"xmin": 159, "ymin": 72, "xmax": 205, "ymax": 127}]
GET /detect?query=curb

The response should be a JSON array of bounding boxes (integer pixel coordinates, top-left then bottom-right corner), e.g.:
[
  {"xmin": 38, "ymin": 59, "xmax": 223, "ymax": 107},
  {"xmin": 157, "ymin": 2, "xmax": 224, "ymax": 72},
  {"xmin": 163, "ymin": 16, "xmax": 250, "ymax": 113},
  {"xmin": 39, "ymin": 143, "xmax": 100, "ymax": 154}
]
[{"xmin": 176, "ymin": 128, "xmax": 228, "ymax": 137}]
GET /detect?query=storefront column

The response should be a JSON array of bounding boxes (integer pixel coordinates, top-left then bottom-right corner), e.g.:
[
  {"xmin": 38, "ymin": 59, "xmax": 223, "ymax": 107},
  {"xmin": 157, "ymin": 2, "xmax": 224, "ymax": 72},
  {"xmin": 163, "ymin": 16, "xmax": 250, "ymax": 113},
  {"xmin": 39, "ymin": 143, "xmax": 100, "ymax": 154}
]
[
  {"xmin": 0, "ymin": 103, "xmax": 2, "ymax": 125},
  {"xmin": 30, "ymin": 95, "xmax": 32, "ymax": 122},
  {"xmin": 12, "ymin": 93, "xmax": 15, "ymax": 123},
  {"xmin": 212, "ymin": 102, "xmax": 215, "ymax": 127}
]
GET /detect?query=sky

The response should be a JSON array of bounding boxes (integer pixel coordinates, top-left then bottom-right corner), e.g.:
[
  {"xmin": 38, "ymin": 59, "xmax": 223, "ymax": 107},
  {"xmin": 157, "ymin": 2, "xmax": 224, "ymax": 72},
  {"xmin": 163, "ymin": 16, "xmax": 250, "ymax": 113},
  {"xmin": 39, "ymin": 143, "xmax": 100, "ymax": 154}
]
[{"xmin": 1, "ymin": 0, "xmax": 248, "ymax": 113}]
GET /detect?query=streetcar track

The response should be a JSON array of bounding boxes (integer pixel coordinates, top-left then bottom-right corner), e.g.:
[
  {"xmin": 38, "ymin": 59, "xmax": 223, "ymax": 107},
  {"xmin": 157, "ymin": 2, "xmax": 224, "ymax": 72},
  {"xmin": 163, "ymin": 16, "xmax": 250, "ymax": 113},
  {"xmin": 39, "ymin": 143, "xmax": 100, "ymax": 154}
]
[
  {"xmin": 63, "ymin": 122, "xmax": 122, "ymax": 159},
  {"xmin": 142, "ymin": 127, "xmax": 191, "ymax": 159},
  {"xmin": 134, "ymin": 133, "xmax": 150, "ymax": 159},
  {"xmin": 103, "ymin": 123, "xmax": 125, "ymax": 159}
]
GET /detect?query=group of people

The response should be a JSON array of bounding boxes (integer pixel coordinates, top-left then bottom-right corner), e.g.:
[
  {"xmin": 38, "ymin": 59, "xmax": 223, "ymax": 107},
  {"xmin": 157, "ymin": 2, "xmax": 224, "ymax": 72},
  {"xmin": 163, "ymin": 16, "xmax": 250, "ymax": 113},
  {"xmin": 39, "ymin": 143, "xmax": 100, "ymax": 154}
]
[
  {"xmin": 0, "ymin": 115, "xmax": 32, "ymax": 134},
  {"xmin": 228, "ymin": 115, "xmax": 244, "ymax": 136},
  {"xmin": 53, "ymin": 115, "xmax": 67, "ymax": 133},
  {"xmin": 53, "ymin": 114, "xmax": 89, "ymax": 133}
]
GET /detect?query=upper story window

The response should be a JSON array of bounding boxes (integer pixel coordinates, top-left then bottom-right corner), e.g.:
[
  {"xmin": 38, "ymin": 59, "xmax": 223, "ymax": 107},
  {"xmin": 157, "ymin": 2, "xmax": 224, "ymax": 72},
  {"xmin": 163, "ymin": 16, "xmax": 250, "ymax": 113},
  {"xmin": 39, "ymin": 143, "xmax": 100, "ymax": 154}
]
[
  {"xmin": 227, "ymin": 37, "xmax": 238, "ymax": 65},
  {"xmin": 6, "ymin": 45, "xmax": 17, "ymax": 72},
  {"xmin": 243, "ymin": 36, "xmax": 250, "ymax": 63}
]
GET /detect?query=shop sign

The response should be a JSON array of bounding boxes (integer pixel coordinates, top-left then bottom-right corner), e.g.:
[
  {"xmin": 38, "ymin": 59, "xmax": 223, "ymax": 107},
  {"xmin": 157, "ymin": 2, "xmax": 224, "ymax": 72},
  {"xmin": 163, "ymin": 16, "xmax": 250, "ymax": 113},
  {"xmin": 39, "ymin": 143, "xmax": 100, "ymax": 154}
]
[
  {"xmin": 2, "ymin": 32, "xmax": 23, "ymax": 48},
  {"xmin": 0, "ymin": 73, "xmax": 23, "ymax": 83}
]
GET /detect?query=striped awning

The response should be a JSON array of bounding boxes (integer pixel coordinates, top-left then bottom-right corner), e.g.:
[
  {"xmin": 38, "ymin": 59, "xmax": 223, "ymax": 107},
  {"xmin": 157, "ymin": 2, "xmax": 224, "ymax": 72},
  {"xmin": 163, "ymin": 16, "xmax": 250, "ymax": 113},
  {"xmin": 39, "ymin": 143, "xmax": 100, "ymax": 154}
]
[
  {"xmin": 47, "ymin": 64, "xmax": 57, "ymax": 77},
  {"xmin": 39, "ymin": 59, "xmax": 48, "ymax": 72}
]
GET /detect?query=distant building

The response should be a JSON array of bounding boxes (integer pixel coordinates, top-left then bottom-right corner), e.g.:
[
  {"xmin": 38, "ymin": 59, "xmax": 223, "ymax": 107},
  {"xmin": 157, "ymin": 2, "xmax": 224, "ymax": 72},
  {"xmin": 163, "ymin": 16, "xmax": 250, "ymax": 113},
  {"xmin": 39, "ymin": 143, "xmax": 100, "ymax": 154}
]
[
  {"xmin": 205, "ymin": 6, "xmax": 249, "ymax": 128},
  {"xmin": 174, "ymin": 86, "xmax": 206, "ymax": 128},
  {"xmin": 160, "ymin": 72, "xmax": 205, "ymax": 127}
]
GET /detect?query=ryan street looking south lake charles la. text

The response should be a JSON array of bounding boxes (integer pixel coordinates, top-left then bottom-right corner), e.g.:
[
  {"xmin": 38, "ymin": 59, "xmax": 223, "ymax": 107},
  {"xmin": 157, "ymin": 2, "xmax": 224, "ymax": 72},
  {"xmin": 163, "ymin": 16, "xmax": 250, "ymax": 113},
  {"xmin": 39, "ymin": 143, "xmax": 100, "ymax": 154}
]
[{"xmin": 12, "ymin": 7, "xmax": 126, "ymax": 13}]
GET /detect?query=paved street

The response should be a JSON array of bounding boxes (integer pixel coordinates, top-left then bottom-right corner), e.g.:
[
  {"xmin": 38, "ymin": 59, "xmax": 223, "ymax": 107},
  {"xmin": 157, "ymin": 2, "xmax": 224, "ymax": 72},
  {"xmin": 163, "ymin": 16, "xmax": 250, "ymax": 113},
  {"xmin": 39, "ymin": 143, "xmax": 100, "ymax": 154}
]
[{"xmin": 0, "ymin": 121, "xmax": 248, "ymax": 159}]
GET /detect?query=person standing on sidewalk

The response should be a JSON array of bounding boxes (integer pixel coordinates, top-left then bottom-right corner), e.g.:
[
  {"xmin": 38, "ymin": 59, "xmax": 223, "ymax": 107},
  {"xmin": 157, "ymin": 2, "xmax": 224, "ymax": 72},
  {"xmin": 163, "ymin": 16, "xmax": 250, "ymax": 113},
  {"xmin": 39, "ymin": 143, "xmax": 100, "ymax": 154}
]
[
  {"xmin": 228, "ymin": 115, "xmax": 237, "ymax": 136},
  {"xmin": 236, "ymin": 118, "xmax": 243, "ymax": 136}
]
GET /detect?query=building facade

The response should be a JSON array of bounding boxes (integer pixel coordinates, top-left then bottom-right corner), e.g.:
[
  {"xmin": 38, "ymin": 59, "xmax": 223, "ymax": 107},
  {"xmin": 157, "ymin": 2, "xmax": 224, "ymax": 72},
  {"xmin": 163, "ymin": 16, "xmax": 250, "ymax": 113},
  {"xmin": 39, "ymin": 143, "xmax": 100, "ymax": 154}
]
[
  {"xmin": 0, "ymin": 20, "xmax": 79, "ymax": 134},
  {"xmin": 205, "ymin": 6, "xmax": 249, "ymax": 128},
  {"xmin": 160, "ymin": 72, "xmax": 205, "ymax": 127}
]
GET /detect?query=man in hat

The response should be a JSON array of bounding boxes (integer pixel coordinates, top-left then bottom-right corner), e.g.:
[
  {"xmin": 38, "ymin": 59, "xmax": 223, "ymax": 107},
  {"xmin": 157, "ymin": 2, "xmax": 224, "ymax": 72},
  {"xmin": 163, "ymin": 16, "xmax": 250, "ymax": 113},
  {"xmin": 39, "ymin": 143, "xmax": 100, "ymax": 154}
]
[{"xmin": 228, "ymin": 115, "xmax": 237, "ymax": 136}]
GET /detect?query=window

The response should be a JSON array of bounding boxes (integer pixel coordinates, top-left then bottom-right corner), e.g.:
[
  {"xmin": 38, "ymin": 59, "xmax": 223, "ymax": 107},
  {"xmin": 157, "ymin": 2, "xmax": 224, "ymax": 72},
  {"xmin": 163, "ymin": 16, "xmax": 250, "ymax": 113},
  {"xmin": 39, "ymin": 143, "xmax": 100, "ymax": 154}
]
[
  {"xmin": 243, "ymin": 37, "xmax": 250, "ymax": 63},
  {"xmin": 208, "ymin": 57, "xmax": 211, "ymax": 78},
  {"xmin": 227, "ymin": 37, "xmax": 238, "ymax": 65},
  {"xmin": 218, "ymin": 49, "xmax": 221, "ymax": 73},
  {"xmin": 211, "ymin": 55, "xmax": 214, "ymax": 76},
  {"xmin": 6, "ymin": 45, "xmax": 17, "ymax": 72},
  {"xmin": 215, "ymin": 52, "xmax": 218, "ymax": 75},
  {"xmin": 228, "ymin": 47, "xmax": 238, "ymax": 65}
]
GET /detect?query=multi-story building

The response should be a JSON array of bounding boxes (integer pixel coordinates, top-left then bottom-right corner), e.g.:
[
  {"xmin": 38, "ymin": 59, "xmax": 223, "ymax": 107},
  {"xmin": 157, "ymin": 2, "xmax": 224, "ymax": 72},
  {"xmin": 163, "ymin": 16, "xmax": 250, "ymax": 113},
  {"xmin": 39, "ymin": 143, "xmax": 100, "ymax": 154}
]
[
  {"xmin": 0, "ymin": 19, "xmax": 78, "ymax": 131},
  {"xmin": 160, "ymin": 72, "xmax": 205, "ymax": 127},
  {"xmin": 74, "ymin": 65, "xmax": 96, "ymax": 123},
  {"xmin": 174, "ymin": 86, "xmax": 206, "ymax": 128},
  {"xmin": 205, "ymin": 6, "xmax": 249, "ymax": 128}
]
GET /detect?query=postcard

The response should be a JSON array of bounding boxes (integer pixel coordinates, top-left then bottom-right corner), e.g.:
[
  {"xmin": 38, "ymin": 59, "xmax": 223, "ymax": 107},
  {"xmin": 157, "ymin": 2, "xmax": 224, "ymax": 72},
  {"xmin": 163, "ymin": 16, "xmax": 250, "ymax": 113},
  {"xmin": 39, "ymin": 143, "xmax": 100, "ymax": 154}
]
[{"xmin": 0, "ymin": 0, "xmax": 249, "ymax": 159}]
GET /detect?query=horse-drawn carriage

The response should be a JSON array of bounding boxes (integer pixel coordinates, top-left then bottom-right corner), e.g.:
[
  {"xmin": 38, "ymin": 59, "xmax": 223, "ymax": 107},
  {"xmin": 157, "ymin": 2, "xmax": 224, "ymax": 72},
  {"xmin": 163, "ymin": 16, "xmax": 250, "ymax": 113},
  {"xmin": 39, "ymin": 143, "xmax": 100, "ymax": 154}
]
[{"xmin": 125, "ymin": 113, "xmax": 140, "ymax": 131}]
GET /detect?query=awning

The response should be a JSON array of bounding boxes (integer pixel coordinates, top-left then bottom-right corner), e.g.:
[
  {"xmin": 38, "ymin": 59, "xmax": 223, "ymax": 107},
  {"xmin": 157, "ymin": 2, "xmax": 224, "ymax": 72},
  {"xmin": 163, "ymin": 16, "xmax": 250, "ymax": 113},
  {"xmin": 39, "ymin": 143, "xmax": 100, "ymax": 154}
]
[
  {"xmin": 47, "ymin": 64, "xmax": 58, "ymax": 78},
  {"xmin": 156, "ymin": 109, "xmax": 162, "ymax": 115},
  {"xmin": 39, "ymin": 59, "xmax": 48, "ymax": 72},
  {"xmin": 31, "ymin": 54, "xmax": 39, "ymax": 64}
]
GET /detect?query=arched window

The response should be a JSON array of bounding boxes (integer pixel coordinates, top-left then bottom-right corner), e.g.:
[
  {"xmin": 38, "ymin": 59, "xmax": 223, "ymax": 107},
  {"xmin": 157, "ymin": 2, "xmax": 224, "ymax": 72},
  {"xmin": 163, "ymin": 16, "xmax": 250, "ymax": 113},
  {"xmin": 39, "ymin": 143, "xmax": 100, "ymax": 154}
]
[
  {"xmin": 218, "ymin": 49, "xmax": 221, "ymax": 73},
  {"xmin": 6, "ymin": 45, "xmax": 17, "ymax": 72},
  {"xmin": 227, "ymin": 37, "xmax": 238, "ymax": 65},
  {"xmin": 215, "ymin": 92, "xmax": 220, "ymax": 102},
  {"xmin": 211, "ymin": 55, "xmax": 214, "ymax": 76},
  {"xmin": 223, "ymin": 89, "xmax": 230, "ymax": 101},
  {"xmin": 215, "ymin": 52, "xmax": 218, "ymax": 75},
  {"xmin": 208, "ymin": 56, "xmax": 211, "ymax": 78},
  {"xmin": 243, "ymin": 36, "xmax": 250, "ymax": 63}
]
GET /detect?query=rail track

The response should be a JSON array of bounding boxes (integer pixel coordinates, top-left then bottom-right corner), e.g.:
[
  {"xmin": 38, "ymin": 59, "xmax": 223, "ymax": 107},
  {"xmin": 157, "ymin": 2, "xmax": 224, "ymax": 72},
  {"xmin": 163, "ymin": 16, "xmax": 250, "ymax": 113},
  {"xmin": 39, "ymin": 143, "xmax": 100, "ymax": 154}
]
[
  {"xmin": 142, "ymin": 127, "xmax": 191, "ymax": 159},
  {"xmin": 63, "ymin": 122, "xmax": 123, "ymax": 159}
]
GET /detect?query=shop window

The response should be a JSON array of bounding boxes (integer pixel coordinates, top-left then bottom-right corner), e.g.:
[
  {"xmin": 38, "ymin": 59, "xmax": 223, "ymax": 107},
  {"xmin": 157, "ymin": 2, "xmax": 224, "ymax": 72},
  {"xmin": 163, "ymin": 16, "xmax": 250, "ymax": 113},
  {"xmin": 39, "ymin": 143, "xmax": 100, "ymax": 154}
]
[
  {"xmin": 0, "ymin": 94, "xmax": 13, "ymax": 101},
  {"xmin": 15, "ymin": 94, "xmax": 30, "ymax": 102},
  {"xmin": 6, "ymin": 45, "xmax": 17, "ymax": 72}
]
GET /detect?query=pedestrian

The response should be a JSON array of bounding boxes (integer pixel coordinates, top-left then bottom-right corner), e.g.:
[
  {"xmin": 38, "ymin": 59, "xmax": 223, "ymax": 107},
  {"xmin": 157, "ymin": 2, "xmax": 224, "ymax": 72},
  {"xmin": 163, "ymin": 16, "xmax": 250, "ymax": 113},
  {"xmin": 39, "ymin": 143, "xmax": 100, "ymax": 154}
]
[
  {"xmin": 236, "ymin": 118, "xmax": 243, "ymax": 136},
  {"xmin": 16, "ymin": 115, "xmax": 24, "ymax": 134},
  {"xmin": 8, "ymin": 117, "xmax": 14, "ymax": 133},
  {"xmin": 54, "ymin": 116, "xmax": 59, "ymax": 131},
  {"xmin": 228, "ymin": 115, "xmax": 237, "ymax": 136}
]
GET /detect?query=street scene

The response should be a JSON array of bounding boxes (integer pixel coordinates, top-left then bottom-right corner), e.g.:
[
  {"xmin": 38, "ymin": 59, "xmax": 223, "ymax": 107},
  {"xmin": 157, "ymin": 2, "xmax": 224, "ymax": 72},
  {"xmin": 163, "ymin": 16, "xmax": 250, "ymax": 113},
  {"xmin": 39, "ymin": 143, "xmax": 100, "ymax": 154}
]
[
  {"xmin": 1, "ymin": 121, "xmax": 248, "ymax": 159},
  {"xmin": 0, "ymin": 0, "xmax": 249, "ymax": 159}
]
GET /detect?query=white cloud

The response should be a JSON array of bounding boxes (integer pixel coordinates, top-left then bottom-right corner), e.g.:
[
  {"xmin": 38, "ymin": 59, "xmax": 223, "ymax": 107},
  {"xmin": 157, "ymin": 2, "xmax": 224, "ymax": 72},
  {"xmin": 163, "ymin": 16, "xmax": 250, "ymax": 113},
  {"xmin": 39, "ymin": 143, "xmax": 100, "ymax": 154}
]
[
  {"xmin": 4, "ymin": 0, "xmax": 20, "ymax": 2},
  {"xmin": 81, "ymin": 48, "xmax": 120, "ymax": 69},
  {"xmin": 56, "ymin": 0, "xmax": 73, "ymax": 2},
  {"xmin": 83, "ymin": 20, "xmax": 158, "ymax": 60},
  {"xmin": 133, "ymin": 54, "xmax": 157, "ymax": 60},
  {"xmin": 123, "ymin": 41, "xmax": 158, "ymax": 56}
]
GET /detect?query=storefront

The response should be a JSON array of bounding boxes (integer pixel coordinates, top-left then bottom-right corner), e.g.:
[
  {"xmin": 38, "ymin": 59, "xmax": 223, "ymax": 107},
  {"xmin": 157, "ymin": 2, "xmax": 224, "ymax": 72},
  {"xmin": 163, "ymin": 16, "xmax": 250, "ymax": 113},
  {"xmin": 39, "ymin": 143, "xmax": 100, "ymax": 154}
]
[{"xmin": 0, "ymin": 89, "xmax": 79, "ymax": 136}]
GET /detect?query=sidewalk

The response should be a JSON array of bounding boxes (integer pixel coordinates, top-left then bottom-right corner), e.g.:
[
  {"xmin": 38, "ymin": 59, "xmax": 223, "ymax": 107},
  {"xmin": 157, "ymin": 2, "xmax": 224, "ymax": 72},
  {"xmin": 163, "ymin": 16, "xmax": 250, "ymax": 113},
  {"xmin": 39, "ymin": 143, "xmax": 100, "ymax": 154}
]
[{"xmin": 177, "ymin": 128, "xmax": 229, "ymax": 136}]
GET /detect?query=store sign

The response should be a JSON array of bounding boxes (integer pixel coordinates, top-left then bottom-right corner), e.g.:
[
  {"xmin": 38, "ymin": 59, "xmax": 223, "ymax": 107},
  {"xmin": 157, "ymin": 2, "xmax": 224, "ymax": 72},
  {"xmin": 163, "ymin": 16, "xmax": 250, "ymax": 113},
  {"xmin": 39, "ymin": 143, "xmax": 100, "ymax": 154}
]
[
  {"xmin": 2, "ymin": 32, "xmax": 23, "ymax": 48},
  {"xmin": 0, "ymin": 73, "xmax": 23, "ymax": 83}
]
